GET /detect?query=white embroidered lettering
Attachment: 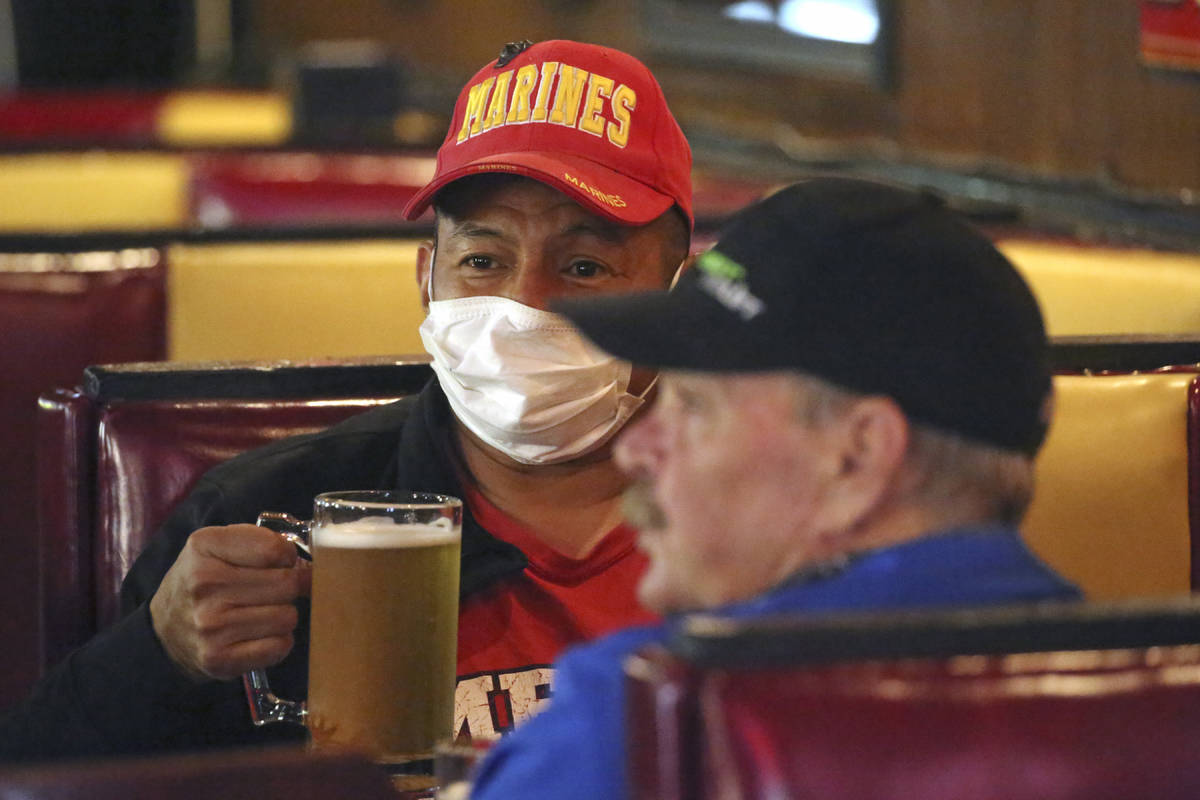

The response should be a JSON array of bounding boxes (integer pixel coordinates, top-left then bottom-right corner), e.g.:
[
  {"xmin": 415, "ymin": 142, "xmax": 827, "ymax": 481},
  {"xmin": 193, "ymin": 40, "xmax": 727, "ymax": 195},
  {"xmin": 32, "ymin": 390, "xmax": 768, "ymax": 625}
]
[{"xmin": 699, "ymin": 272, "xmax": 766, "ymax": 320}]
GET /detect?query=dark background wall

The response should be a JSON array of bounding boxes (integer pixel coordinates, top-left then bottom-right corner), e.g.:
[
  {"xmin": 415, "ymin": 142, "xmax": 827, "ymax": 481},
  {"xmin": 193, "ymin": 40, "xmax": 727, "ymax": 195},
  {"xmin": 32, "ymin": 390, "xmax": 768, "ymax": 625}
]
[{"xmin": 252, "ymin": 0, "xmax": 1200, "ymax": 198}]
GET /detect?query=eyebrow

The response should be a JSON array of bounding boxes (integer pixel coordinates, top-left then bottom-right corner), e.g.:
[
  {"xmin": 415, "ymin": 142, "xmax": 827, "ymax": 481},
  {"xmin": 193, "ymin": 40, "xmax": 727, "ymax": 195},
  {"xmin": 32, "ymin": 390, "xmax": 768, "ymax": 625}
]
[
  {"xmin": 444, "ymin": 218, "xmax": 628, "ymax": 247},
  {"xmin": 444, "ymin": 221, "xmax": 509, "ymax": 243},
  {"xmin": 561, "ymin": 219, "xmax": 626, "ymax": 244}
]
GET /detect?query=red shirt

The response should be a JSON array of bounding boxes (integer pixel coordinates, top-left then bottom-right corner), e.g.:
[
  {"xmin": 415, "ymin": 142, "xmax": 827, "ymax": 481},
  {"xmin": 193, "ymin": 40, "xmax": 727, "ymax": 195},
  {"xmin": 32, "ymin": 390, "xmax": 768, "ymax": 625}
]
[{"xmin": 453, "ymin": 484, "xmax": 659, "ymax": 739}]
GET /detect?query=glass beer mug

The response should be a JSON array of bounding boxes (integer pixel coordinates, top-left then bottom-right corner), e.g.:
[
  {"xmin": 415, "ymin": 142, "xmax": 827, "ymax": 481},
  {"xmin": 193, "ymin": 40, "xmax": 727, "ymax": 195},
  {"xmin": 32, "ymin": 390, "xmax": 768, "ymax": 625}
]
[{"xmin": 242, "ymin": 490, "xmax": 462, "ymax": 787}]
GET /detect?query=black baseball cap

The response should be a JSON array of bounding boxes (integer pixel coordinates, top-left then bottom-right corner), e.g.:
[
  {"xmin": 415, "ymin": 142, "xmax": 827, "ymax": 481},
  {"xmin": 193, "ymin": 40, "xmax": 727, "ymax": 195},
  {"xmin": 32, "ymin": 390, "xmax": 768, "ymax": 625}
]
[{"xmin": 555, "ymin": 178, "xmax": 1052, "ymax": 455}]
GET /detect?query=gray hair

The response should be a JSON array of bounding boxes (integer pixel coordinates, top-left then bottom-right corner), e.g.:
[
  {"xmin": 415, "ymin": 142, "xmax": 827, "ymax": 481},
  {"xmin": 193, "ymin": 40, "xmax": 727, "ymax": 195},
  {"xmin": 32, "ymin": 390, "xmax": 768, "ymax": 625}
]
[{"xmin": 788, "ymin": 374, "xmax": 1036, "ymax": 525}]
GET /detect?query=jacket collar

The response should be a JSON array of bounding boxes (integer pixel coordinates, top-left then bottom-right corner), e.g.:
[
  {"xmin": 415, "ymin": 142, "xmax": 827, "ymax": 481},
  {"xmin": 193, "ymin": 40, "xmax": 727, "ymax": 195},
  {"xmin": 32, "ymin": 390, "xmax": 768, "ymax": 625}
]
[{"xmin": 394, "ymin": 379, "xmax": 529, "ymax": 598}]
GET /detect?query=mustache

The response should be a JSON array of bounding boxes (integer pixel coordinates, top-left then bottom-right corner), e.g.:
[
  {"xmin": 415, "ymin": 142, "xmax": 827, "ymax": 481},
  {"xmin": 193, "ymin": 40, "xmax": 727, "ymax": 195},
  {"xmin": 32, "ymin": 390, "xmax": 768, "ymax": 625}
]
[{"xmin": 622, "ymin": 481, "xmax": 667, "ymax": 531}]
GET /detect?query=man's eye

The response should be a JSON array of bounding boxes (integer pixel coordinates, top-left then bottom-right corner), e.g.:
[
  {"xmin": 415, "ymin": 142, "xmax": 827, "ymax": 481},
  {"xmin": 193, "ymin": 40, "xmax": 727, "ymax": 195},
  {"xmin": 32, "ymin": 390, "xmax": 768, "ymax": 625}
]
[
  {"xmin": 463, "ymin": 255, "xmax": 497, "ymax": 270},
  {"xmin": 567, "ymin": 260, "xmax": 606, "ymax": 278}
]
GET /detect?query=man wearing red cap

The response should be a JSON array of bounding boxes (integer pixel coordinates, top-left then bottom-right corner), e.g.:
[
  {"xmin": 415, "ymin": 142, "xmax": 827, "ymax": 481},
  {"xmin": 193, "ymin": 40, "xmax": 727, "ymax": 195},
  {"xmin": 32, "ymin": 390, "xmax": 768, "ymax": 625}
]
[{"xmin": 0, "ymin": 40, "xmax": 693, "ymax": 760}]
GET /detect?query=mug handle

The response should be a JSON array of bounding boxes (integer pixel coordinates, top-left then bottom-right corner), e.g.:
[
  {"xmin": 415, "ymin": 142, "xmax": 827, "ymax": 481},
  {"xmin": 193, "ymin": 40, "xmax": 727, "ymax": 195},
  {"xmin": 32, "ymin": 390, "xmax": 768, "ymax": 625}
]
[{"xmin": 241, "ymin": 511, "xmax": 312, "ymax": 727}]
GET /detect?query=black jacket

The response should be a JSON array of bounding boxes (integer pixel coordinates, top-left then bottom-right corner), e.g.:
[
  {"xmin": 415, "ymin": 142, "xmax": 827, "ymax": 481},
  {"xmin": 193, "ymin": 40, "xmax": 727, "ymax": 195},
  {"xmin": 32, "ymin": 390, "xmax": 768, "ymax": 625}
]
[{"xmin": 0, "ymin": 381, "xmax": 527, "ymax": 762}]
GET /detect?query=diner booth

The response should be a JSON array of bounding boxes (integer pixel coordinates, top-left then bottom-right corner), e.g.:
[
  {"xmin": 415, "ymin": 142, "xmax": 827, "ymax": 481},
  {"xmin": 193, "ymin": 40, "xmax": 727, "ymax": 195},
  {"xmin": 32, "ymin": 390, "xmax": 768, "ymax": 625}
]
[{"xmin": 3, "ymin": 0, "xmax": 1200, "ymax": 796}]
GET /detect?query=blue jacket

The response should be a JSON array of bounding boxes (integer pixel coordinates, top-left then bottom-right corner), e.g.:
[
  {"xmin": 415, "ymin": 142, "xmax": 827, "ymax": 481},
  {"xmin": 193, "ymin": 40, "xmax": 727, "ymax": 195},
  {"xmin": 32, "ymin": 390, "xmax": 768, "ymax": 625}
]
[{"xmin": 470, "ymin": 525, "xmax": 1081, "ymax": 800}]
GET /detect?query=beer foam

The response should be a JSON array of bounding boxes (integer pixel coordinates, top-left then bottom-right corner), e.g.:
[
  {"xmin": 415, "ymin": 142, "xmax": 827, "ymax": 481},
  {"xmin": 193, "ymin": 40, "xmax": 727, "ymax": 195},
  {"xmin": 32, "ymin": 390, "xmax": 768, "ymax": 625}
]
[{"xmin": 313, "ymin": 518, "xmax": 460, "ymax": 549}]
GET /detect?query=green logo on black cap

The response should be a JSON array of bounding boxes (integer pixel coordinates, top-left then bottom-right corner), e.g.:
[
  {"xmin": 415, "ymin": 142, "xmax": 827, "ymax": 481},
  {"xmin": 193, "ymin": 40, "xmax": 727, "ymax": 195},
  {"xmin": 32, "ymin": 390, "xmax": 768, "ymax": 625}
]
[
  {"xmin": 694, "ymin": 249, "xmax": 764, "ymax": 321},
  {"xmin": 696, "ymin": 250, "xmax": 747, "ymax": 282}
]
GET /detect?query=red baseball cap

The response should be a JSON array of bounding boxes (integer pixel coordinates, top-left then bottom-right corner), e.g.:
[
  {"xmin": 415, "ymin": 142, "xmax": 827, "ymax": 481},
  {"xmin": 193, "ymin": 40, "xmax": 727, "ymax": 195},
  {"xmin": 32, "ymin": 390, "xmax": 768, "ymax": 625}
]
[{"xmin": 402, "ymin": 40, "xmax": 693, "ymax": 228}]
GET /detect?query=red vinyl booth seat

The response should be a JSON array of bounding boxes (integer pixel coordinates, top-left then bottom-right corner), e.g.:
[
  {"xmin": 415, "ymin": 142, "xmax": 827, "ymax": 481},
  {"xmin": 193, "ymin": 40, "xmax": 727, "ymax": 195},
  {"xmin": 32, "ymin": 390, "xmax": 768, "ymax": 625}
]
[
  {"xmin": 626, "ymin": 601, "xmax": 1200, "ymax": 800},
  {"xmin": 0, "ymin": 91, "xmax": 166, "ymax": 145},
  {"xmin": 187, "ymin": 151, "xmax": 436, "ymax": 228},
  {"xmin": 36, "ymin": 358, "xmax": 432, "ymax": 671},
  {"xmin": 0, "ymin": 247, "xmax": 165, "ymax": 710}
]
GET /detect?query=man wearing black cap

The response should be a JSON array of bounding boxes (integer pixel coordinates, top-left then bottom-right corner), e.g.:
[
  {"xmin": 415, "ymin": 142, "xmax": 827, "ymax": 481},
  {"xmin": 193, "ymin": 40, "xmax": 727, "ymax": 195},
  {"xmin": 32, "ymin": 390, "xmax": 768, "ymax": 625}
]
[{"xmin": 468, "ymin": 178, "xmax": 1080, "ymax": 800}]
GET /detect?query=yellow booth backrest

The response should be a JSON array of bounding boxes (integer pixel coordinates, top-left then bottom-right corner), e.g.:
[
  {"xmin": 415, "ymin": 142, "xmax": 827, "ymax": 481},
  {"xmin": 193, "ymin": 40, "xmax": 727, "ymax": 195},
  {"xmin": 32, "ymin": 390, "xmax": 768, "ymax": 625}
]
[
  {"xmin": 155, "ymin": 90, "xmax": 292, "ymax": 147},
  {"xmin": 0, "ymin": 153, "xmax": 189, "ymax": 232},
  {"xmin": 166, "ymin": 239, "xmax": 426, "ymax": 360},
  {"xmin": 998, "ymin": 240, "xmax": 1200, "ymax": 336},
  {"xmin": 1023, "ymin": 371, "xmax": 1196, "ymax": 600}
]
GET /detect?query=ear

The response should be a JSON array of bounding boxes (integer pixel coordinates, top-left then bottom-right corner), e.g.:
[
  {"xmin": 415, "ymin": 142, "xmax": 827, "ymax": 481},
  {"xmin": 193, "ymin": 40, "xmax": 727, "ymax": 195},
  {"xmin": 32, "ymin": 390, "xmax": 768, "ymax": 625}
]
[
  {"xmin": 416, "ymin": 239, "xmax": 435, "ymax": 311},
  {"xmin": 671, "ymin": 253, "xmax": 696, "ymax": 287},
  {"xmin": 816, "ymin": 397, "xmax": 910, "ymax": 532}
]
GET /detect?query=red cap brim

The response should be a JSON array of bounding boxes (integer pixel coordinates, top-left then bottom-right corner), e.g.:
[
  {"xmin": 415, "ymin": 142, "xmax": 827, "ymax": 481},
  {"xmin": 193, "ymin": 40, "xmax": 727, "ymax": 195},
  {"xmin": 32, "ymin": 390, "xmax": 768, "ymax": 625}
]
[{"xmin": 401, "ymin": 150, "xmax": 677, "ymax": 226}]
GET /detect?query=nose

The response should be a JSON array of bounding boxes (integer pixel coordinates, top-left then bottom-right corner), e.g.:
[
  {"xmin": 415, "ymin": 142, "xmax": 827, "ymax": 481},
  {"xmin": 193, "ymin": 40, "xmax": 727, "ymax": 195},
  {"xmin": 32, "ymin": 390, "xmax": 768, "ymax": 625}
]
[
  {"xmin": 614, "ymin": 410, "xmax": 664, "ymax": 479},
  {"xmin": 504, "ymin": 251, "xmax": 559, "ymax": 310}
]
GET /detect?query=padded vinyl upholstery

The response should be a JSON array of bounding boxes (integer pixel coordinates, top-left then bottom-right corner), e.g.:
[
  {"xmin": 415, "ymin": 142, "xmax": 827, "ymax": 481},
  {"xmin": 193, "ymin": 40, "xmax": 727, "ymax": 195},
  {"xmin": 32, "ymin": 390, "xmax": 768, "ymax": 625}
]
[
  {"xmin": 999, "ymin": 240, "xmax": 1200, "ymax": 336},
  {"xmin": 626, "ymin": 637, "xmax": 1200, "ymax": 800},
  {"xmin": 186, "ymin": 152, "xmax": 435, "ymax": 227},
  {"xmin": 0, "ymin": 252, "xmax": 164, "ymax": 709},
  {"xmin": 36, "ymin": 360, "xmax": 430, "ymax": 670},
  {"xmin": 0, "ymin": 153, "xmax": 188, "ymax": 232},
  {"xmin": 1024, "ymin": 372, "xmax": 1197, "ymax": 599},
  {"xmin": 155, "ymin": 91, "xmax": 292, "ymax": 147},
  {"xmin": 0, "ymin": 91, "xmax": 165, "ymax": 144},
  {"xmin": 89, "ymin": 397, "xmax": 402, "ymax": 631},
  {"xmin": 166, "ymin": 240, "xmax": 426, "ymax": 360}
]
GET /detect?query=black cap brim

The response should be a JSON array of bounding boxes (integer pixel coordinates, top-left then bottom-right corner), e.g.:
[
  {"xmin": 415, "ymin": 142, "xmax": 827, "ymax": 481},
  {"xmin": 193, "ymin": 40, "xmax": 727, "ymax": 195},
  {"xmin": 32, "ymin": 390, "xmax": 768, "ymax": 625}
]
[{"xmin": 555, "ymin": 271, "xmax": 768, "ymax": 372}]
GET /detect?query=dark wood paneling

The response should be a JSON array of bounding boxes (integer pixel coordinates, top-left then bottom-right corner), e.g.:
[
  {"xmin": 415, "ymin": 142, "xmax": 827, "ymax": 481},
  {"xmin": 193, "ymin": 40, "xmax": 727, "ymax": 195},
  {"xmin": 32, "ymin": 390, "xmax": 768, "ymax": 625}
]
[
  {"xmin": 897, "ymin": 0, "xmax": 1199, "ymax": 192},
  {"xmin": 254, "ymin": 0, "xmax": 1200, "ymax": 196}
]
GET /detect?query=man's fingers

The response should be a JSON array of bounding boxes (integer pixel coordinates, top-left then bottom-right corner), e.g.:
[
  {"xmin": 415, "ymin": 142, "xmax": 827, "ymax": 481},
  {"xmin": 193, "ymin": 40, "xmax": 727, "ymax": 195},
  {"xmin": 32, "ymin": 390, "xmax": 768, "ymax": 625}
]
[
  {"xmin": 199, "ymin": 634, "xmax": 297, "ymax": 680},
  {"xmin": 151, "ymin": 524, "xmax": 310, "ymax": 681},
  {"xmin": 190, "ymin": 599, "xmax": 300, "ymax": 641},
  {"xmin": 189, "ymin": 525, "xmax": 299, "ymax": 569},
  {"xmin": 203, "ymin": 605, "xmax": 298, "ymax": 651},
  {"xmin": 185, "ymin": 603, "xmax": 300, "ymax": 679},
  {"xmin": 187, "ymin": 561, "xmax": 307, "ymax": 606}
]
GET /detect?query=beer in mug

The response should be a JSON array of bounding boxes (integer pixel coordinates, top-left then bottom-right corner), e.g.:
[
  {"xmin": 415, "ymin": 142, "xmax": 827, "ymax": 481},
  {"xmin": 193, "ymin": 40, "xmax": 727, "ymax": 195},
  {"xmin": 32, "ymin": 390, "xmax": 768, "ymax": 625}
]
[{"xmin": 242, "ymin": 491, "xmax": 462, "ymax": 780}]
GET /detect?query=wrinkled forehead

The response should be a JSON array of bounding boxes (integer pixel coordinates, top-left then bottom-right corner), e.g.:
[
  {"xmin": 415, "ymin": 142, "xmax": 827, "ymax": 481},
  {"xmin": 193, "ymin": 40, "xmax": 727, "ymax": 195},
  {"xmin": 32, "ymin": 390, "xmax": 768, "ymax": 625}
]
[
  {"xmin": 664, "ymin": 370, "xmax": 853, "ymax": 423},
  {"xmin": 433, "ymin": 174, "xmax": 575, "ymax": 219},
  {"xmin": 436, "ymin": 174, "xmax": 621, "ymax": 228},
  {"xmin": 661, "ymin": 370, "xmax": 785, "ymax": 401},
  {"xmin": 433, "ymin": 175, "xmax": 658, "ymax": 246}
]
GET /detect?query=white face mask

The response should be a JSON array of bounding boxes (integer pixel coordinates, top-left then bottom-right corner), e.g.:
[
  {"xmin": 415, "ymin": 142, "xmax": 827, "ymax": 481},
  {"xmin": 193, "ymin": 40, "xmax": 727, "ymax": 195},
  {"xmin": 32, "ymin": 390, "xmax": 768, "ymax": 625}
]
[{"xmin": 419, "ymin": 295, "xmax": 649, "ymax": 465}]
